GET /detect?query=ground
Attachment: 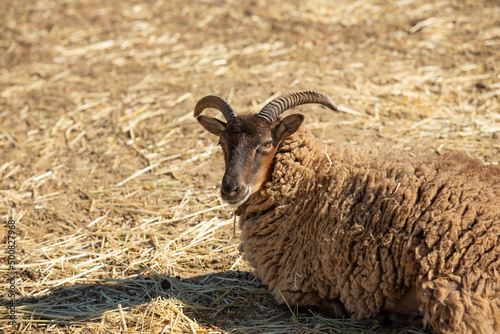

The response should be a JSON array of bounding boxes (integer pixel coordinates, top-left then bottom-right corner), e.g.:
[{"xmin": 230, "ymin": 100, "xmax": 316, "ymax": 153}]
[{"xmin": 0, "ymin": 0, "xmax": 499, "ymax": 333}]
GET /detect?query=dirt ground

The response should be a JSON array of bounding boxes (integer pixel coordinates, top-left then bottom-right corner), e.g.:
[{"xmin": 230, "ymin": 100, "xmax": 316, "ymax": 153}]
[{"xmin": 0, "ymin": 0, "xmax": 499, "ymax": 333}]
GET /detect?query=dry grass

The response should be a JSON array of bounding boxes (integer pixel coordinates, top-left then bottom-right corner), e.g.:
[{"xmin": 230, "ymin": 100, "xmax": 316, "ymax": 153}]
[{"xmin": 0, "ymin": 0, "xmax": 499, "ymax": 332}]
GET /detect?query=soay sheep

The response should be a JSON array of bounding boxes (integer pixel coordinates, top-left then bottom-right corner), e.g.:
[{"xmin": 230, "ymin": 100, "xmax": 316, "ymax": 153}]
[{"xmin": 194, "ymin": 90, "xmax": 500, "ymax": 334}]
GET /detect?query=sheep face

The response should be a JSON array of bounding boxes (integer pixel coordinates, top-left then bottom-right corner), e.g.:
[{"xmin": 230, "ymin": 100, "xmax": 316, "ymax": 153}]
[
  {"xmin": 194, "ymin": 91, "xmax": 337, "ymax": 205},
  {"xmin": 196, "ymin": 113, "xmax": 303, "ymax": 206}
]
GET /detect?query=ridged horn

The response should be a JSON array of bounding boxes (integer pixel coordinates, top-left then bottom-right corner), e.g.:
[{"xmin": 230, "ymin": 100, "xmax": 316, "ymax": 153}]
[
  {"xmin": 194, "ymin": 95, "xmax": 237, "ymax": 121},
  {"xmin": 257, "ymin": 90, "xmax": 338, "ymax": 123}
]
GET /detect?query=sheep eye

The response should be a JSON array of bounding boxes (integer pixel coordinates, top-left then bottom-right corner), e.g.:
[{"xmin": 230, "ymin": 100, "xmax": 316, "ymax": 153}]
[
  {"xmin": 218, "ymin": 141, "xmax": 225, "ymax": 150},
  {"xmin": 260, "ymin": 141, "xmax": 273, "ymax": 149}
]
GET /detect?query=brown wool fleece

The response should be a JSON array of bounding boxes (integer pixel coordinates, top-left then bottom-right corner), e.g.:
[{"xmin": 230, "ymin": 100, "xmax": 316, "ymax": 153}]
[{"xmin": 237, "ymin": 128, "xmax": 500, "ymax": 334}]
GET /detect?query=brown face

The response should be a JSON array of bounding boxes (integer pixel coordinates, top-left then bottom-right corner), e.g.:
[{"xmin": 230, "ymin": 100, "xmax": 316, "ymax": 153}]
[{"xmin": 197, "ymin": 113, "xmax": 303, "ymax": 206}]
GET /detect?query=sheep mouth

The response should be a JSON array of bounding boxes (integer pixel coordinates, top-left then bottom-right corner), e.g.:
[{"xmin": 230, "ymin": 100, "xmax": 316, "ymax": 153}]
[{"xmin": 224, "ymin": 188, "xmax": 251, "ymax": 207}]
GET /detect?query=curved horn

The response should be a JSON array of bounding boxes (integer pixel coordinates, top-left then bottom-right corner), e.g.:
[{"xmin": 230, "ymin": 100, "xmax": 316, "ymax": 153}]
[
  {"xmin": 257, "ymin": 90, "xmax": 338, "ymax": 123},
  {"xmin": 194, "ymin": 95, "xmax": 237, "ymax": 121}
]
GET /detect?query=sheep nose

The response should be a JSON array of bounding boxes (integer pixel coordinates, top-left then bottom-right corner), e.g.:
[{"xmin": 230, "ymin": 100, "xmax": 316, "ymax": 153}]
[
  {"xmin": 222, "ymin": 183, "xmax": 241, "ymax": 197},
  {"xmin": 221, "ymin": 176, "xmax": 244, "ymax": 198}
]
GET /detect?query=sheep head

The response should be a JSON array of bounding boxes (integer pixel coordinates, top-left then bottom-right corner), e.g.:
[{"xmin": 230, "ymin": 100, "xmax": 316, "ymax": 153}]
[{"xmin": 194, "ymin": 91, "xmax": 338, "ymax": 206}]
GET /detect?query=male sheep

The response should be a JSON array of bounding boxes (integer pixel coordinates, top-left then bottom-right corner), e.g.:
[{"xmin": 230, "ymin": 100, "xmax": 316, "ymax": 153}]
[{"xmin": 194, "ymin": 90, "xmax": 500, "ymax": 334}]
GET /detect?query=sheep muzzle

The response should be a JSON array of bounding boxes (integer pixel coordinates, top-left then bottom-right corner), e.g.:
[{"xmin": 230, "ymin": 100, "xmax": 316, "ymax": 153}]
[{"xmin": 220, "ymin": 176, "xmax": 250, "ymax": 206}]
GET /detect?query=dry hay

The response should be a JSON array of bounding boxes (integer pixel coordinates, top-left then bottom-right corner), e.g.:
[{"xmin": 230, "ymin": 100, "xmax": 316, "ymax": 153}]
[{"xmin": 0, "ymin": 0, "xmax": 498, "ymax": 333}]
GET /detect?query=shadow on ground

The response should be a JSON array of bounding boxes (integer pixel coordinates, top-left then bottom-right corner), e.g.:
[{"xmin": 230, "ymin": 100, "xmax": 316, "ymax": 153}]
[{"xmin": 1, "ymin": 270, "xmax": 428, "ymax": 333}]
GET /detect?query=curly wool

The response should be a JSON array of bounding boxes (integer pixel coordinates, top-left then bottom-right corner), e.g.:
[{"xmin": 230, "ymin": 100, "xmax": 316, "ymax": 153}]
[{"xmin": 237, "ymin": 128, "xmax": 500, "ymax": 334}]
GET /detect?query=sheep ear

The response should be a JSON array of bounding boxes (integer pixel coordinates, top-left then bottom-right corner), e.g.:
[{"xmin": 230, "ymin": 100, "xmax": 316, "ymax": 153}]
[
  {"xmin": 274, "ymin": 114, "xmax": 304, "ymax": 141},
  {"xmin": 197, "ymin": 115, "xmax": 226, "ymax": 136}
]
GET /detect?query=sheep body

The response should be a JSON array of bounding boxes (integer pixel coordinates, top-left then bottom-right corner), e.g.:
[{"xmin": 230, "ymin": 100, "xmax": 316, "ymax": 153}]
[{"xmin": 237, "ymin": 128, "xmax": 500, "ymax": 334}]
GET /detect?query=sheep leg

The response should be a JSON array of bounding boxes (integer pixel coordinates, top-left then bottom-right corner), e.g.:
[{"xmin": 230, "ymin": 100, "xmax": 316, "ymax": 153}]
[
  {"xmin": 417, "ymin": 276, "xmax": 500, "ymax": 334},
  {"xmin": 382, "ymin": 286, "xmax": 423, "ymax": 326},
  {"xmin": 312, "ymin": 298, "xmax": 350, "ymax": 319},
  {"xmin": 273, "ymin": 285, "xmax": 349, "ymax": 318},
  {"xmin": 276, "ymin": 297, "xmax": 350, "ymax": 319}
]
